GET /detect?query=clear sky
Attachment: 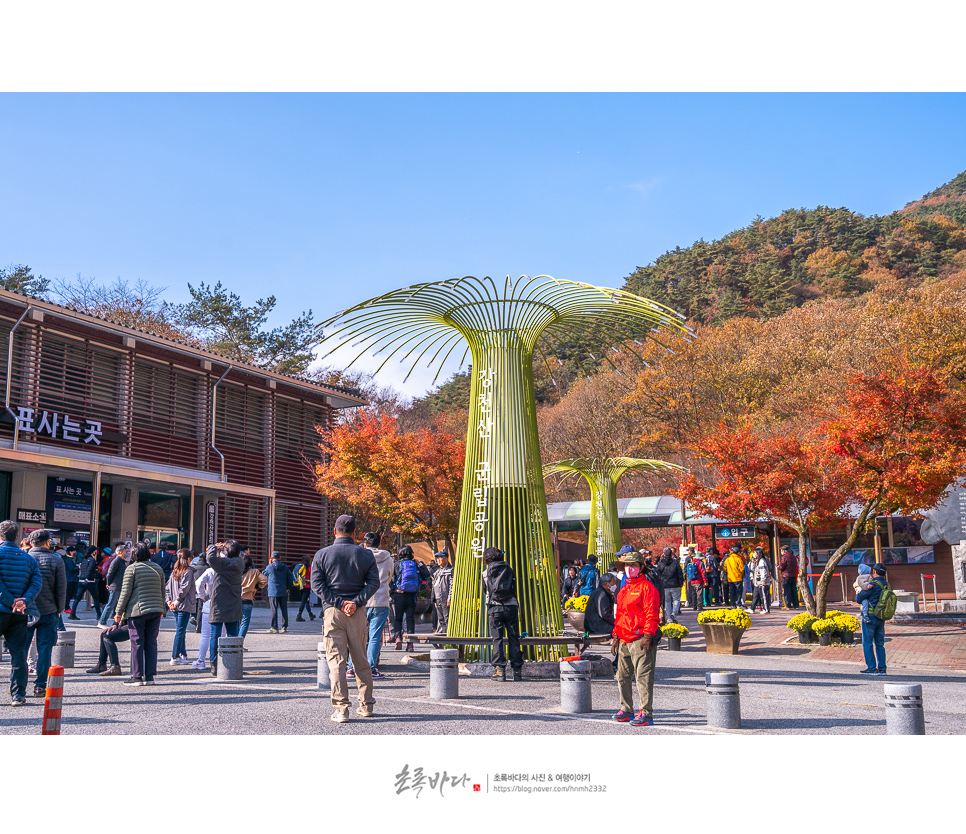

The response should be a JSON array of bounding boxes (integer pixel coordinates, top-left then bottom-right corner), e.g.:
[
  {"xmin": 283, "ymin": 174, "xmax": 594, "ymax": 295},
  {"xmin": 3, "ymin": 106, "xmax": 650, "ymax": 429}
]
[{"xmin": 3, "ymin": 93, "xmax": 964, "ymax": 394}]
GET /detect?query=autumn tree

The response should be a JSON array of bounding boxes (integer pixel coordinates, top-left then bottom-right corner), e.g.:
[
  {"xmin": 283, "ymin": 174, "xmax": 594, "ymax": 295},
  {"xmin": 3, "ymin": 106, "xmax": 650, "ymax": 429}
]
[
  {"xmin": 676, "ymin": 421, "xmax": 849, "ymax": 615},
  {"xmin": 812, "ymin": 361, "xmax": 966, "ymax": 612},
  {"xmin": 314, "ymin": 411, "xmax": 465, "ymax": 555}
]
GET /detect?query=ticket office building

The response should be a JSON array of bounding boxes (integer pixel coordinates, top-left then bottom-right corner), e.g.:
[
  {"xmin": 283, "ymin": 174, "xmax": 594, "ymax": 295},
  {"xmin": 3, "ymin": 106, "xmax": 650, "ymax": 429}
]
[{"xmin": 0, "ymin": 289, "xmax": 363, "ymax": 566}]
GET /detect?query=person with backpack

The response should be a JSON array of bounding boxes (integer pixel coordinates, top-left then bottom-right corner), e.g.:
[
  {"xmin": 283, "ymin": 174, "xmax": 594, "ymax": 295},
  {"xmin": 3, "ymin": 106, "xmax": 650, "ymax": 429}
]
[
  {"xmin": 703, "ymin": 548, "xmax": 721, "ymax": 605},
  {"xmin": 657, "ymin": 548, "xmax": 684, "ymax": 624},
  {"xmin": 391, "ymin": 545, "xmax": 421, "ymax": 652},
  {"xmin": 294, "ymin": 556, "xmax": 316, "ymax": 622},
  {"xmin": 482, "ymin": 547, "xmax": 523, "ymax": 682},
  {"xmin": 779, "ymin": 545, "xmax": 799, "ymax": 609},
  {"xmin": 856, "ymin": 563, "xmax": 894, "ymax": 675},
  {"xmin": 685, "ymin": 548, "xmax": 707, "ymax": 612},
  {"xmin": 751, "ymin": 547, "xmax": 772, "ymax": 613},
  {"xmin": 70, "ymin": 546, "xmax": 102, "ymax": 619},
  {"xmin": 577, "ymin": 555, "xmax": 600, "ymax": 597},
  {"xmin": 99, "ymin": 543, "xmax": 129, "ymax": 627},
  {"xmin": 62, "ymin": 545, "xmax": 79, "ymax": 617},
  {"xmin": 262, "ymin": 551, "xmax": 293, "ymax": 633}
]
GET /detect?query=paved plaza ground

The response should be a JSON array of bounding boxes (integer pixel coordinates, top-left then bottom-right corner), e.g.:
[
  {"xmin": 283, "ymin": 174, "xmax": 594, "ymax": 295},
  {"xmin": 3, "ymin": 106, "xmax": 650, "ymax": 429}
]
[{"xmin": 2, "ymin": 602, "xmax": 964, "ymax": 736}]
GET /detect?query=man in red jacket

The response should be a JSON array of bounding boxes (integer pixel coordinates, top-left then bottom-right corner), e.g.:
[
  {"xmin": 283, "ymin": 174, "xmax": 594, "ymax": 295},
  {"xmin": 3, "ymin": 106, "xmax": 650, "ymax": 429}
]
[{"xmin": 611, "ymin": 551, "xmax": 661, "ymax": 727}]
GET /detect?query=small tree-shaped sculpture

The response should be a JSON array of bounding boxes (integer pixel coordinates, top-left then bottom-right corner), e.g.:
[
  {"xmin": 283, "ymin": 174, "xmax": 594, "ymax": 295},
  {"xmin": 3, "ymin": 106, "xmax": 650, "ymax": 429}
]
[
  {"xmin": 544, "ymin": 457, "xmax": 683, "ymax": 560},
  {"xmin": 317, "ymin": 275, "xmax": 690, "ymax": 659}
]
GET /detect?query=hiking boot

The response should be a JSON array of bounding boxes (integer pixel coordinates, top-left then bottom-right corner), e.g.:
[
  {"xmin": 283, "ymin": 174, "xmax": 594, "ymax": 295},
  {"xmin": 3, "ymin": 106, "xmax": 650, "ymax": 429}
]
[
  {"xmin": 86, "ymin": 663, "xmax": 107, "ymax": 675},
  {"xmin": 210, "ymin": 660, "xmax": 218, "ymax": 677},
  {"xmin": 405, "ymin": 642, "xmax": 414, "ymax": 653},
  {"xmin": 492, "ymin": 666, "xmax": 507, "ymax": 681},
  {"xmin": 630, "ymin": 710, "xmax": 653, "ymax": 727},
  {"xmin": 100, "ymin": 665, "xmax": 122, "ymax": 676},
  {"xmin": 32, "ymin": 685, "xmax": 46, "ymax": 698},
  {"xmin": 512, "ymin": 667, "xmax": 523, "ymax": 682},
  {"xmin": 309, "ymin": 613, "xmax": 316, "ymax": 621},
  {"xmin": 295, "ymin": 616, "xmax": 305, "ymax": 622},
  {"xmin": 330, "ymin": 710, "xmax": 349, "ymax": 724},
  {"xmin": 613, "ymin": 709, "xmax": 633, "ymax": 722},
  {"xmin": 395, "ymin": 639, "xmax": 403, "ymax": 651}
]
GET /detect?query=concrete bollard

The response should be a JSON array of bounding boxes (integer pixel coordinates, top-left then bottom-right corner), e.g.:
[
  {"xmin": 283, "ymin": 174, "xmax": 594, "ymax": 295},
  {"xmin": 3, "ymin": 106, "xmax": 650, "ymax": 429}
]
[
  {"xmin": 560, "ymin": 659, "xmax": 592, "ymax": 714},
  {"xmin": 216, "ymin": 636, "xmax": 244, "ymax": 681},
  {"xmin": 42, "ymin": 665, "xmax": 65, "ymax": 735},
  {"xmin": 429, "ymin": 649, "xmax": 459, "ymax": 699},
  {"xmin": 706, "ymin": 671, "xmax": 741, "ymax": 729},
  {"xmin": 51, "ymin": 631, "xmax": 76, "ymax": 669},
  {"xmin": 884, "ymin": 683, "xmax": 926, "ymax": 735},
  {"xmin": 317, "ymin": 642, "xmax": 330, "ymax": 691}
]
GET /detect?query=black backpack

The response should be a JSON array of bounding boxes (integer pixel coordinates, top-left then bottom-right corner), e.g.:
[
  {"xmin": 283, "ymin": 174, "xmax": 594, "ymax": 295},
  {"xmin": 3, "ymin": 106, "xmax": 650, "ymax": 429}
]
[{"xmin": 488, "ymin": 562, "xmax": 516, "ymax": 604}]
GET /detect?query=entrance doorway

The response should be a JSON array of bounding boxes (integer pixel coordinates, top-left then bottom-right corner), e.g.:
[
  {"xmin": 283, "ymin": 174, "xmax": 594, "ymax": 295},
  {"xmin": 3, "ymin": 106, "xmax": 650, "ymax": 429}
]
[
  {"xmin": 137, "ymin": 492, "xmax": 186, "ymax": 552},
  {"xmin": 137, "ymin": 527, "xmax": 183, "ymax": 551}
]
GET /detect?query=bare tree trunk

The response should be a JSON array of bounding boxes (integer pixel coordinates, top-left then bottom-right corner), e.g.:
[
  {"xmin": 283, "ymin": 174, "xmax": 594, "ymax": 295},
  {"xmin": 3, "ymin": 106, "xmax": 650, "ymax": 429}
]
[
  {"xmin": 444, "ymin": 532, "xmax": 456, "ymax": 559},
  {"xmin": 797, "ymin": 529, "xmax": 817, "ymax": 616},
  {"xmin": 814, "ymin": 499, "xmax": 878, "ymax": 618}
]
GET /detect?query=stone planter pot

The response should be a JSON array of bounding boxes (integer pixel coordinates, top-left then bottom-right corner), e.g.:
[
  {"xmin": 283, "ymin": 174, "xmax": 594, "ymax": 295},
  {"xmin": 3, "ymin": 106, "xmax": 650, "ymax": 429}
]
[
  {"xmin": 565, "ymin": 611, "xmax": 586, "ymax": 632},
  {"xmin": 818, "ymin": 632, "xmax": 832, "ymax": 646},
  {"xmin": 796, "ymin": 630, "xmax": 810, "ymax": 645},
  {"xmin": 667, "ymin": 636, "xmax": 682, "ymax": 651},
  {"xmin": 699, "ymin": 622, "xmax": 747, "ymax": 655},
  {"xmin": 839, "ymin": 630, "xmax": 854, "ymax": 645}
]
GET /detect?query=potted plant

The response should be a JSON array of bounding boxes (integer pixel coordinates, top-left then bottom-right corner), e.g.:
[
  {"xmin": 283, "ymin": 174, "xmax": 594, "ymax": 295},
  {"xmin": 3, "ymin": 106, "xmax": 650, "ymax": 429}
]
[
  {"xmin": 811, "ymin": 617, "xmax": 837, "ymax": 646},
  {"xmin": 786, "ymin": 613, "xmax": 818, "ymax": 644},
  {"xmin": 661, "ymin": 623, "xmax": 689, "ymax": 651},
  {"xmin": 563, "ymin": 595, "xmax": 589, "ymax": 632},
  {"xmin": 832, "ymin": 613, "xmax": 860, "ymax": 644},
  {"xmin": 697, "ymin": 608, "xmax": 751, "ymax": 654}
]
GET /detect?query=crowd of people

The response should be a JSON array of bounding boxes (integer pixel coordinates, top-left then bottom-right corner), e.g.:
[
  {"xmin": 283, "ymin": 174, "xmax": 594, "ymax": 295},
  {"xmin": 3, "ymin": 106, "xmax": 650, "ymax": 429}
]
[
  {"xmin": 560, "ymin": 541, "xmax": 805, "ymax": 614},
  {"xmin": 0, "ymin": 516, "xmax": 891, "ymax": 724}
]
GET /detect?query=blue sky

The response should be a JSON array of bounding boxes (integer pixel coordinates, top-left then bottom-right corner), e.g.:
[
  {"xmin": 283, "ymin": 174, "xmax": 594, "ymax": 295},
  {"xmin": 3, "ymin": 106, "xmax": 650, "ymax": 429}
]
[{"xmin": 3, "ymin": 93, "xmax": 964, "ymax": 394}]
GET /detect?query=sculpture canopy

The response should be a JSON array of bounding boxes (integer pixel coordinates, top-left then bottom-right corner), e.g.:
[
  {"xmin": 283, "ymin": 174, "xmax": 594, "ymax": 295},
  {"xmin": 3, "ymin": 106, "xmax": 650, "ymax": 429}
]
[
  {"xmin": 544, "ymin": 457, "xmax": 684, "ymax": 560},
  {"xmin": 317, "ymin": 275, "xmax": 691, "ymax": 660}
]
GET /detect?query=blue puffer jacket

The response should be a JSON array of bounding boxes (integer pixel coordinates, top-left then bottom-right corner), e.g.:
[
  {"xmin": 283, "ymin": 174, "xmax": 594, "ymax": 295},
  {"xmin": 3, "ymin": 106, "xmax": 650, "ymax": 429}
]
[
  {"xmin": 0, "ymin": 541, "xmax": 43, "ymax": 615},
  {"xmin": 262, "ymin": 560, "xmax": 293, "ymax": 597},
  {"xmin": 578, "ymin": 563, "xmax": 599, "ymax": 596},
  {"xmin": 856, "ymin": 575, "xmax": 886, "ymax": 622}
]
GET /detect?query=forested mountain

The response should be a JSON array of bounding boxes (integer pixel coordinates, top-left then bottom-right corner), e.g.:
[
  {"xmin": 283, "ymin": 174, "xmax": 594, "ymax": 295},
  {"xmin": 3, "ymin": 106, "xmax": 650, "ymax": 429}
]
[{"xmin": 623, "ymin": 170, "xmax": 966, "ymax": 325}]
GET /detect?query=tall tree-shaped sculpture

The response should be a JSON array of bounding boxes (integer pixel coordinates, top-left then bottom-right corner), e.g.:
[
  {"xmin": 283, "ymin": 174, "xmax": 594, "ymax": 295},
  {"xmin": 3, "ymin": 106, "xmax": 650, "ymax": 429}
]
[
  {"xmin": 544, "ymin": 457, "xmax": 684, "ymax": 560},
  {"xmin": 317, "ymin": 275, "xmax": 691, "ymax": 659}
]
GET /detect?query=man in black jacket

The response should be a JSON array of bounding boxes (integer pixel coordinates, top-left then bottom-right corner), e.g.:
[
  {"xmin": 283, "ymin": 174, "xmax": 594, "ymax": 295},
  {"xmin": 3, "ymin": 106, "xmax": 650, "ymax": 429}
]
[
  {"xmin": 99, "ymin": 543, "xmax": 128, "ymax": 628},
  {"xmin": 482, "ymin": 547, "xmax": 523, "ymax": 682},
  {"xmin": 26, "ymin": 529, "xmax": 66, "ymax": 697},
  {"xmin": 311, "ymin": 514, "xmax": 379, "ymax": 723},
  {"xmin": 657, "ymin": 549, "xmax": 684, "ymax": 624}
]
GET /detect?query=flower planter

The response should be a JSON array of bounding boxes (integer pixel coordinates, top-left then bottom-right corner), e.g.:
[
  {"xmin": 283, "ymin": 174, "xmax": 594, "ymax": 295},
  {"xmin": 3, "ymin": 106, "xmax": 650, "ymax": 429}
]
[
  {"xmin": 565, "ymin": 611, "xmax": 586, "ymax": 632},
  {"xmin": 839, "ymin": 630, "xmax": 854, "ymax": 645},
  {"xmin": 667, "ymin": 636, "xmax": 682, "ymax": 651},
  {"xmin": 796, "ymin": 630, "xmax": 810, "ymax": 645},
  {"xmin": 699, "ymin": 622, "xmax": 747, "ymax": 655},
  {"xmin": 818, "ymin": 632, "xmax": 832, "ymax": 646}
]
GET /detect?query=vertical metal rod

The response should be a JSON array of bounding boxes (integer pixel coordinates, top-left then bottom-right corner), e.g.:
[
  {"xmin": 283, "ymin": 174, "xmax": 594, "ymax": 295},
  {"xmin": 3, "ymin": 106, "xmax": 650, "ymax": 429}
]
[
  {"xmin": 933, "ymin": 575, "xmax": 939, "ymax": 612},
  {"xmin": 188, "ymin": 485, "xmax": 195, "ymax": 552},
  {"xmin": 90, "ymin": 472, "xmax": 102, "ymax": 547},
  {"xmin": 210, "ymin": 365, "xmax": 231, "ymax": 482},
  {"xmin": 4, "ymin": 304, "xmax": 32, "ymax": 451}
]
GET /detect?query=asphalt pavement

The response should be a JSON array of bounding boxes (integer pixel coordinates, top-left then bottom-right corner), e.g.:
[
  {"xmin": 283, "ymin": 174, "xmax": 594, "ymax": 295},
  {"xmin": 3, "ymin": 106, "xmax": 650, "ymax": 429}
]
[{"xmin": 2, "ymin": 603, "xmax": 964, "ymax": 735}]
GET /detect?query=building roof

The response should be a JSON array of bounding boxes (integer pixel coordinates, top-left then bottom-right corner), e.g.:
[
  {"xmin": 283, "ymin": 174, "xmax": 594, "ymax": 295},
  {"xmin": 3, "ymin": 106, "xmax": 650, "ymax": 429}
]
[{"xmin": 0, "ymin": 288, "xmax": 366, "ymax": 409}]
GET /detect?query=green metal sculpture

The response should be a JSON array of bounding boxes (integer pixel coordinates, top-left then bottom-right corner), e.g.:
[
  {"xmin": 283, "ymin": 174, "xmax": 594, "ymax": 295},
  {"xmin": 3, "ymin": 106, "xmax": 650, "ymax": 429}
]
[
  {"xmin": 544, "ymin": 457, "xmax": 684, "ymax": 559},
  {"xmin": 317, "ymin": 275, "xmax": 691, "ymax": 660}
]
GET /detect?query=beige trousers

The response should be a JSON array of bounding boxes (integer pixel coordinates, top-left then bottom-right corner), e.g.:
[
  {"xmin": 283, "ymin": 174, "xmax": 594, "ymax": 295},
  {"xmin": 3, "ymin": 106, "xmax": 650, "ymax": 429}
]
[
  {"xmin": 616, "ymin": 635, "xmax": 657, "ymax": 716},
  {"xmin": 323, "ymin": 606, "xmax": 374, "ymax": 713}
]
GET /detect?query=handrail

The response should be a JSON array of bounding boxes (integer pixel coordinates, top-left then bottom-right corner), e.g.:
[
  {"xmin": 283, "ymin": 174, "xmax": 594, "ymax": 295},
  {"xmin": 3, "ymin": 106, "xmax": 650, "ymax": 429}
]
[
  {"xmin": 4, "ymin": 304, "xmax": 32, "ymax": 451},
  {"xmin": 209, "ymin": 364, "xmax": 231, "ymax": 482}
]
